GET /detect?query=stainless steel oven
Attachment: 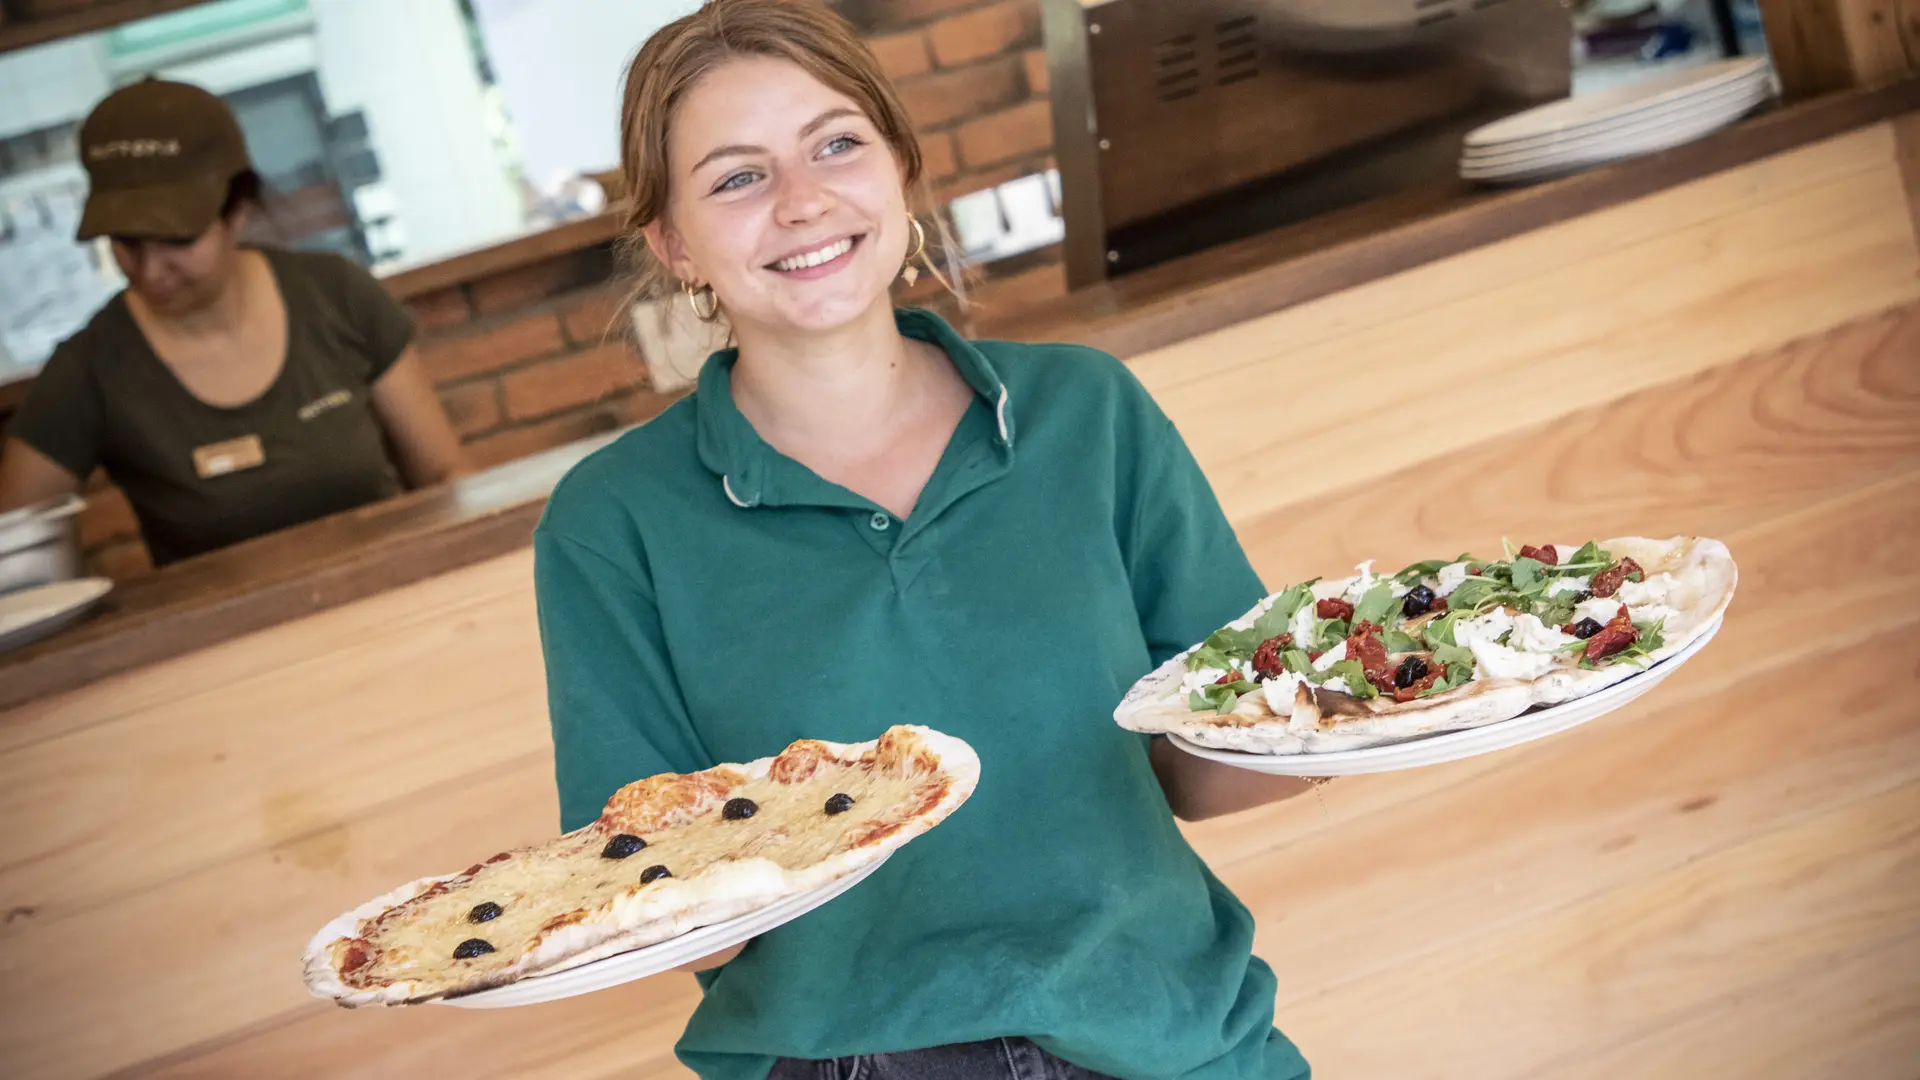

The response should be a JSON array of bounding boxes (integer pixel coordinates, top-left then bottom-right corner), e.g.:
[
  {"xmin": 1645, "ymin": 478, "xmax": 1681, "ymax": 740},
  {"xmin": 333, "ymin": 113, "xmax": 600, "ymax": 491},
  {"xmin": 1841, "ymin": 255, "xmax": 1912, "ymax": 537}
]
[{"xmin": 1042, "ymin": 0, "xmax": 1573, "ymax": 286}]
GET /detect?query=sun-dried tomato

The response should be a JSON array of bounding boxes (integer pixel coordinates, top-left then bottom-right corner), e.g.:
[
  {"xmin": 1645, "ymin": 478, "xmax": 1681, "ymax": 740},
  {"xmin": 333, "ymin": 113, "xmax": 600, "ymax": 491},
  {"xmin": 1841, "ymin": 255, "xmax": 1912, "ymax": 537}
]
[
  {"xmin": 1214, "ymin": 669, "xmax": 1241, "ymax": 686},
  {"xmin": 1308, "ymin": 649, "xmax": 1325, "ymax": 662},
  {"xmin": 1430, "ymin": 595, "xmax": 1448, "ymax": 614},
  {"xmin": 1590, "ymin": 556, "xmax": 1646, "ymax": 599},
  {"xmin": 1345, "ymin": 621, "xmax": 1397, "ymax": 694},
  {"xmin": 1582, "ymin": 605, "xmax": 1639, "ymax": 663},
  {"xmin": 1316, "ymin": 597, "xmax": 1355, "ymax": 620},
  {"xmin": 1392, "ymin": 655, "xmax": 1448, "ymax": 702},
  {"xmin": 1251, "ymin": 634, "xmax": 1294, "ymax": 678},
  {"xmin": 1519, "ymin": 544, "xmax": 1559, "ymax": 566},
  {"xmin": 1468, "ymin": 566, "xmax": 1483, "ymax": 576}
]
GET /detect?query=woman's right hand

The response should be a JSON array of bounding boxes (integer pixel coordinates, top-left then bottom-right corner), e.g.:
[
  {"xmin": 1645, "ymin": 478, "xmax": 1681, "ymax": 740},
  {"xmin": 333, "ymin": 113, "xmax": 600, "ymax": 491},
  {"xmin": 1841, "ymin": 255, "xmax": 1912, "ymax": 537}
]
[{"xmin": 0, "ymin": 437, "xmax": 82, "ymax": 513}]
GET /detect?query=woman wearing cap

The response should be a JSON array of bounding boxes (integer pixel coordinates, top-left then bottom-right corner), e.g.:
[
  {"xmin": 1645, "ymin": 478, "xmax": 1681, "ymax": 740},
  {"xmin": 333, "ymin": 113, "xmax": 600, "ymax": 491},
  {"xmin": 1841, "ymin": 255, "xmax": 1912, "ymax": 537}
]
[
  {"xmin": 533, "ymin": 3, "xmax": 1314, "ymax": 1078},
  {"xmin": 0, "ymin": 79, "xmax": 468, "ymax": 567}
]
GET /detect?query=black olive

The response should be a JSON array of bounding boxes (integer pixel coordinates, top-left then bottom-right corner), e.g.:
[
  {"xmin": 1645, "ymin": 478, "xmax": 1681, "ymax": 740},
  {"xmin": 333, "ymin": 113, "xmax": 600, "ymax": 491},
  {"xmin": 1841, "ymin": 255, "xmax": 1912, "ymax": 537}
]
[
  {"xmin": 1571, "ymin": 617, "xmax": 1604, "ymax": 639},
  {"xmin": 453, "ymin": 938, "xmax": 495, "ymax": 960},
  {"xmin": 1574, "ymin": 590, "xmax": 1594, "ymax": 603},
  {"xmin": 640, "ymin": 865, "xmax": 672, "ymax": 884},
  {"xmin": 601, "ymin": 834, "xmax": 647, "ymax": 859},
  {"xmin": 1393, "ymin": 656, "xmax": 1429, "ymax": 689},
  {"xmin": 468, "ymin": 902, "xmax": 502, "ymax": 924},
  {"xmin": 722, "ymin": 797, "xmax": 759, "ymax": 821},
  {"xmin": 824, "ymin": 793, "xmax": 855, "ymax": 815},
  {"xmin": 1401, "ymin": 585, "xmax": 1436, "ymax": 617}
]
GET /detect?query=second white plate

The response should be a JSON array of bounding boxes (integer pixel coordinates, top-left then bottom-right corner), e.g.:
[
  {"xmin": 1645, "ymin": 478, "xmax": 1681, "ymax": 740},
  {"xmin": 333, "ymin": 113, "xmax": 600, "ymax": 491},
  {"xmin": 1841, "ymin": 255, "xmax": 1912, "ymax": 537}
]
[
  {"xmin": 436, "ymin": 856, "xmax": 890, "ymax": 1009},
  {"xmin": 1170, "ymin": 616, "xmax": 1721, "ymax": 776}
]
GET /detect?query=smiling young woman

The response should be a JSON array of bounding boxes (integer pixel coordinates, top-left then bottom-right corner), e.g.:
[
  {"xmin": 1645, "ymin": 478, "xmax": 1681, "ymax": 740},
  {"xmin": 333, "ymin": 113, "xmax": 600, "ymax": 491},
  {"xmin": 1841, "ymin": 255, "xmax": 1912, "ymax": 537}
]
[{"xmin": 531, "ymin": 2, "xmax": 1315, "ymax": 1078}]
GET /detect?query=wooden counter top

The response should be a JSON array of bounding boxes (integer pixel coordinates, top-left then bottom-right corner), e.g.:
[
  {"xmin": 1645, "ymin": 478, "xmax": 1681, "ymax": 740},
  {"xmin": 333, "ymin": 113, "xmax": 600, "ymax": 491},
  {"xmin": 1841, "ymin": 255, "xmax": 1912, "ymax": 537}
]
[
  {"xmin": 3, "ymin": 78, "xmax": 1913, "ymax": 712},
  {"xmin": 0, "ymin": 434, "xmax": 612, "ymax": 711}
]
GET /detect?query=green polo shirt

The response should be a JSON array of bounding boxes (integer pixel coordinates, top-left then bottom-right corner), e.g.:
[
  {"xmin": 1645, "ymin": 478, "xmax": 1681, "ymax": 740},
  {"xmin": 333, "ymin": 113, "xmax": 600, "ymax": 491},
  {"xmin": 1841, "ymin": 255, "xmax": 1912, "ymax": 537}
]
[{"xmin": 532, "ymin": 308, "xmax": 1310, "ymax": 1080}]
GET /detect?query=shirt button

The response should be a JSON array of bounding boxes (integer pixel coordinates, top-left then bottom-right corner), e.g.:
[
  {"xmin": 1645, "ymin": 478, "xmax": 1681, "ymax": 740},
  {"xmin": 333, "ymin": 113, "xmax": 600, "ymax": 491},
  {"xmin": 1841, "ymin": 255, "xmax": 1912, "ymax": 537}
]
[{"xmin": 869, "ymin": 512, "xmax": 891, "ymax": 532}]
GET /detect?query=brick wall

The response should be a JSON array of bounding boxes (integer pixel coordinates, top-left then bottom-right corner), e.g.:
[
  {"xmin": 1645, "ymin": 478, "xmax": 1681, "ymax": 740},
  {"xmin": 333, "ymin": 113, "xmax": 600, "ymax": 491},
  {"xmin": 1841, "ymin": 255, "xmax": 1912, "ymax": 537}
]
[
  {"xmin": 851, "ymin": 0, "xmax": 1057, "ymax": 204},
  {"xmin": 69, "ymin": 0, "xmax": 1068, "ymax": 580}
]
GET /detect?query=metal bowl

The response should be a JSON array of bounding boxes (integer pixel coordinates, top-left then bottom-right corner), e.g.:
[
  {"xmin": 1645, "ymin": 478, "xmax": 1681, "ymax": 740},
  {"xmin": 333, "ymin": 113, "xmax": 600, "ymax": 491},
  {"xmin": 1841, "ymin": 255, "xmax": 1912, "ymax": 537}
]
[{"xmin": 0, "ymin": 494, "xmax": 86, "ymax": 596}]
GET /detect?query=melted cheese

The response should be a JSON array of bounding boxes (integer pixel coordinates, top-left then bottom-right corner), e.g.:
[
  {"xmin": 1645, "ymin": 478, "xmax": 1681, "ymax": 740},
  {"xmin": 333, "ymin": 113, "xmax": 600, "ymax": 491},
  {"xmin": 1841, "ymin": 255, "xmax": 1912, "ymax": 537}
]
[
  {"xmin": 1289, "ymin": 598, "xmax": 1318, "ymax": 645},
  {"xmin": 1261, "ymin": 673, "xmax": 1305, "ymax": 716},
  {"xmin": 1435, "ymin": 561, "xmax": 1472, "ymax": 597},
  {"xmin": 1181, "ymin": 667, "xmax": 1228, "ymax": 695},
  {"xmin": 1615, "ymin": 573, "xmax": 1675, "ymax": 606},
  {"xmin": 1509, "ymin": 613, "xmax": 1576, "ymax": 654},
  {"xmin": 1453, "ymin": 608, "xmax": 1514, "ymax": 650},
  {"xmin": 1546, "ymin": 575, "xmax": 1591, "ymax": 598},
  {"xmin": 1573, "ymin": 595, "xmax": 1623, "ymax": 625},
  {"xmin": 1629, "ymin": 602, "xmax": 1680, "ymax": 627},
  {"xmin": 1469, "ymin": 637, "xmax": 1559, "ymax": 680},
  {"xmin": 354, "ymin": 762, "xmax": 929, "ymax": 989},
  {"xmin": 1341, "ymin": 561, "xmax": 1377, "ymax": 604}
]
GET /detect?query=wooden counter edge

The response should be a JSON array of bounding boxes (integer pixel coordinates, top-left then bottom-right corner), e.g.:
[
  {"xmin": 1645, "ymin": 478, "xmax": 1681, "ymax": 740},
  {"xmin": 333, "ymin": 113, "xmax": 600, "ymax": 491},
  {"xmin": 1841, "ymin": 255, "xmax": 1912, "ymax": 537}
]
[{"xmin": 0, "ymin": 433, "xmax": 615, "ymax": 714}]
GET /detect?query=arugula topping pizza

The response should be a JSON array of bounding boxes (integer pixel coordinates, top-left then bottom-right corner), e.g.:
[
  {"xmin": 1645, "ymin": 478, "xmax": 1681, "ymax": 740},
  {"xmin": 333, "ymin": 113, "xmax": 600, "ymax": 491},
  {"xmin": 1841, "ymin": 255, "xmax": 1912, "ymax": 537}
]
[
  {"xmin": 303, "ymin": 726, "xmax": 978, "ymax": 1007},
  {"xmin": 1115, "ymin": 536, "xmax": 1735, "ymax": 754}
]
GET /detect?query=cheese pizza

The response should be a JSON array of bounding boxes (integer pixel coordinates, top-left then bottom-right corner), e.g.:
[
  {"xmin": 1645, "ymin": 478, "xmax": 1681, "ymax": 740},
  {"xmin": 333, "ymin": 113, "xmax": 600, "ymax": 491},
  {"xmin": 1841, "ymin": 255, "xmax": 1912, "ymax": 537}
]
[{"xmin": 303, "ymin": 725, "xmax": 979, "ymax": 1006}]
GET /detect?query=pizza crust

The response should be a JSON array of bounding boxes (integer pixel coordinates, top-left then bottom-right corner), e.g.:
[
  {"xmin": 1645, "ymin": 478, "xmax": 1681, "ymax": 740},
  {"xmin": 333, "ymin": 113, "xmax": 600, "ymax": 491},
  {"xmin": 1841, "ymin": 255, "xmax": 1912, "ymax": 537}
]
[
  {"xmin": 1117, "ymin": 537, "xmax": 1736, "ymax": 754},
  {"xmin": 303, "ymin": 725, "xmax": 979, "ymax": 1007}
]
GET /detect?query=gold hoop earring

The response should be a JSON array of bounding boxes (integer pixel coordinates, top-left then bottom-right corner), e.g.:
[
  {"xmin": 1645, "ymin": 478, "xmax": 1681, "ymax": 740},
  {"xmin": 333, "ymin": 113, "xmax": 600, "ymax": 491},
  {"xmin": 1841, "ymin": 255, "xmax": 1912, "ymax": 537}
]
[
  {"xmin": 900, "ymin": 216, "xmax": 927, "ymax": 286},
  {"xmin": 682, "ymin": 279, "xmax": 720, "ymax": 322}
]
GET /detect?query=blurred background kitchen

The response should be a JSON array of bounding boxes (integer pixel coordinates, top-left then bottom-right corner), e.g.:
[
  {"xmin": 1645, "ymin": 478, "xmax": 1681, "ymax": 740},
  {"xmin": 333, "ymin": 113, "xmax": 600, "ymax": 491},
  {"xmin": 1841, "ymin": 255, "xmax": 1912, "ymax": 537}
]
[
  {"xmin": 0, "ymin": 0, "xmax": 1780, "ymax": 582},
  {"xmin": 0, "ymin": 0, "xmax": 1770, "ymax": 380}
]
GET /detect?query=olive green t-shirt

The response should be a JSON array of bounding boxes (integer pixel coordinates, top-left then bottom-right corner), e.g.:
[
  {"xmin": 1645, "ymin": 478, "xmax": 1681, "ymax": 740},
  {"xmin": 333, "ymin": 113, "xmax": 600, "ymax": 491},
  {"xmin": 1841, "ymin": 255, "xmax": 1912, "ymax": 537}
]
[
  {"xmin": 532, "ymin": 309, "xmax": 1312, "ymax": 1080},
  {"xmin": 9, "ymin": 247, "xmax": 409, "ymax": 566}
]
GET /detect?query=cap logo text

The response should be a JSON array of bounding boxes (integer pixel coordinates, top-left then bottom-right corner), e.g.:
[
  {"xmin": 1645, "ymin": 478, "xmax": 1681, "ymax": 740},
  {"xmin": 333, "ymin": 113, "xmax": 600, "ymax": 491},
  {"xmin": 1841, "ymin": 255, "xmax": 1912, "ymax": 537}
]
[{"xmin": 89, "ymin": 139, "xmax": 182, "ymax": 161}]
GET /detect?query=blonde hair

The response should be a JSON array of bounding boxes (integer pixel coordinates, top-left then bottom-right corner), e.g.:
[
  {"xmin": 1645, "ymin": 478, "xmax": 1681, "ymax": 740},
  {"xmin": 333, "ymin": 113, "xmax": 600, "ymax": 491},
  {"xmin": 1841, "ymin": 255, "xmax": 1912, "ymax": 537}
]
[{"xmin": 616, "ymin": 0, "xmax": 959, "ymax": 304}]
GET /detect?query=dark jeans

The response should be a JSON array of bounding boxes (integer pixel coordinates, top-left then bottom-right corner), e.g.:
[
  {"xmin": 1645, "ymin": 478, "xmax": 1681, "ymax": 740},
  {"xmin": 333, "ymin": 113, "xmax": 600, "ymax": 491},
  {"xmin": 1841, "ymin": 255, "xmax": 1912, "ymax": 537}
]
[{"xmin": 767, "ymin": 1037, "xmax": 1122, "ymax": 1080}]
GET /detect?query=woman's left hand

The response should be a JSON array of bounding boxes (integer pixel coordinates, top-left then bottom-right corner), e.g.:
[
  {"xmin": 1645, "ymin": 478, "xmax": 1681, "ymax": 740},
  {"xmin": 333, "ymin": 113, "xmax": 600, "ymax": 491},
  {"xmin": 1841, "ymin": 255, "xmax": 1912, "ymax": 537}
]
[{"xmin": 1148, "ymin": 737, "xmax": 1324, "ymax": 821}]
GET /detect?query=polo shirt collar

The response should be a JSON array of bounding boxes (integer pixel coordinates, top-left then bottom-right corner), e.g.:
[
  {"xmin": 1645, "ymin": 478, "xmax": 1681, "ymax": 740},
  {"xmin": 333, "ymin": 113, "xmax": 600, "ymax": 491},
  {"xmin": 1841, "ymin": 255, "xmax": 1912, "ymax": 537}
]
[{"xmin": 694, "ymin": 308, "xmax": 1013, "ymax": 510}]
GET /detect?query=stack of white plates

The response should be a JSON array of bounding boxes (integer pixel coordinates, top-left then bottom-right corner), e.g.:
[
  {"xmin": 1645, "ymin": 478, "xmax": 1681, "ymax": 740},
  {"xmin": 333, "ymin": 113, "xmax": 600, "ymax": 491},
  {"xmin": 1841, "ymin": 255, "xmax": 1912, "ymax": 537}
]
[
  {"xmin": 0, "ymin": 577, "xmax": 112, "ymax": 653},
  {"xmin": 1460, "ymin": 58, "xmax": 1775, "ymax": 185}
]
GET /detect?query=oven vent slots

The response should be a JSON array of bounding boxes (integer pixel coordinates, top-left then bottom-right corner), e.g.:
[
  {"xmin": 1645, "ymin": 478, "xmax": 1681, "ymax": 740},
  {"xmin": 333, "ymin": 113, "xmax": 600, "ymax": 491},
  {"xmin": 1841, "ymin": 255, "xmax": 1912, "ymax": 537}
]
[
  {"xmin": 1153, "ymin": 33, "xmax": 1201, "ymax": 102},
  {"xmin": 1213, "ymin": 14, "xmax": 1259, "ymax": 86}
]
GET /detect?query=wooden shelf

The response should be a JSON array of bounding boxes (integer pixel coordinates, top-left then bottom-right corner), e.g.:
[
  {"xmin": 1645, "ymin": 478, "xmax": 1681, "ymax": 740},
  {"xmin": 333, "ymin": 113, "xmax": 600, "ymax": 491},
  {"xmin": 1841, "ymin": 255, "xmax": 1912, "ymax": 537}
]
[{"xmin": 0, "ymin": 0, "xmax": 215, "ymax": 54}]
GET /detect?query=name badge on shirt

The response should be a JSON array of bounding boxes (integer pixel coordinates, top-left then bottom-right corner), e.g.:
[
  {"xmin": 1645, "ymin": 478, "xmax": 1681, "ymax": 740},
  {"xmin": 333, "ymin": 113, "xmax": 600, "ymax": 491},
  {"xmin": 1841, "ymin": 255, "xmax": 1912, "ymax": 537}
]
[{"xmin": 192, "ymin": 434, "xmax": 266, "ymax": 479}]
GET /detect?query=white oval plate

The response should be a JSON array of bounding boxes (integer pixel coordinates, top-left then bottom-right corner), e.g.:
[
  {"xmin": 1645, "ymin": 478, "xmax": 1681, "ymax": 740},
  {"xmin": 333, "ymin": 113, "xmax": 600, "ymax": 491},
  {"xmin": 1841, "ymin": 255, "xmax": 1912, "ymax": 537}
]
[
  {"xmin": 435, "ymin": 856, "xmax": 889, "ymax": 1008},
  {"xmin": 1170, "ymin": 616, "xmax": 1721, "ymax": 776},
  {"xmin": 1459, "ymin": 89, "xmax": 1768, "ymax": 184},
  {"xmin": 0, "ymin": 577, "xmax": 112, "ymax": 654},
  {"xmin": 1464, "ymin": 58, "xmax": 1771, "ymax": 148}
]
